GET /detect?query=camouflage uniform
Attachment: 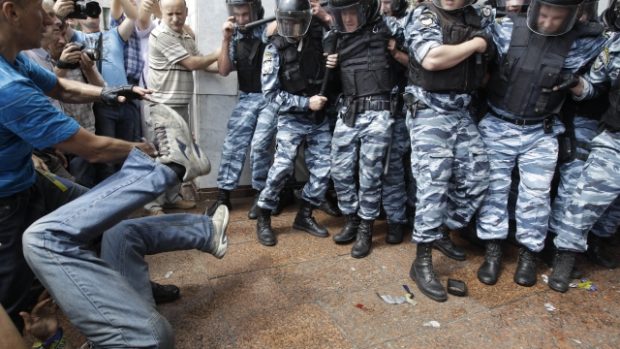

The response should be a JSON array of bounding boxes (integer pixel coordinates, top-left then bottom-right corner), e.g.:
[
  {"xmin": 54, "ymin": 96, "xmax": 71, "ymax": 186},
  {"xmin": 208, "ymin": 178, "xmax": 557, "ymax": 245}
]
[
  {"xmin": 554, "ymin": 33, "xmax": 620, "ymax": 252},
  {"xmin": 256, "ymin": 44, "xmax": 331, "ymax": 211},
  {"xmin": 381, "ymin": 13, "xmax": 413, "ymax": 227},
  {"xmin": 404, "ymin": 5, "xmax": 492, "ymax": 243},
  {"xmin": 331, "ymin": 16, "xmax": 403, "ymax": 221},
  {"xmin": 216, "ymin": 26, "xmax": 270, "ymax": 191},
  {"xmin": 250, "ymin": 100, "xmax": 279, "ymax": 191},
  {"xmin": 476, "ymin": 15, "xmax": 606, "ymax": 252}
]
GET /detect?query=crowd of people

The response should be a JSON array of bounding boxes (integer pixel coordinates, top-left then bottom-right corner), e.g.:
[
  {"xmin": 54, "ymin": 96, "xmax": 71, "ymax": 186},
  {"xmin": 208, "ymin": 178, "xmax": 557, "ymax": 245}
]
[{"xmin": 1, "ymin": 0, "xmax": 620, "ymax": 348}]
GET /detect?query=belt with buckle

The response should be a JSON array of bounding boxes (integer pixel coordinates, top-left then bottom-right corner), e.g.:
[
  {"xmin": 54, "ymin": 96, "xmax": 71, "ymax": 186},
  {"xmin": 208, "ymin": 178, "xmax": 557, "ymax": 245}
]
[{"xmin": 489, "ymin": 109, "xmax": 552, "ymax": 126}]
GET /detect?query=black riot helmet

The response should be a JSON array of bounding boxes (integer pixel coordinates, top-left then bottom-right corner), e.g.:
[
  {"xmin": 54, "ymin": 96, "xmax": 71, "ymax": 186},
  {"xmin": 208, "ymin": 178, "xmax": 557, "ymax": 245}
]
[
  {"xmin": 577, "ymin": 0, "xmax": 599, "ymax": 23},
  {"xmin": 226, "ymin": 0, "xmax": 265, "ymax": 25},
  {"xmin": 327, "ymin": 0, "xmax": 380, "ymax": 33},
  {"xmin": 496, "ymin": 0, "xmax": 530, "ymax": 14},
  {"xmin": 431, "ymin": 0, "xmax": 477, "ymax": 11},
  {"xmin": 603, "ymin": 0, "xmax": 620, "ymax": 30},
  {"xmin": 380, "ymin": 0, "xmax": 409, "ymax": 17},
  {"xmin": 276, "ymin": 0, "xmax": 313, "ymax": 38},
  {"xmin": 526, "ymin": 0, "xmax": 584, "ymax": 36}
]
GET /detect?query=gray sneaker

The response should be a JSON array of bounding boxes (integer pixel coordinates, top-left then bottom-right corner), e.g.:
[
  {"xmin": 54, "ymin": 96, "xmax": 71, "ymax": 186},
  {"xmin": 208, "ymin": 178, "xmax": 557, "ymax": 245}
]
[
  {"xmin": 208, "ymin": 205, "xmax": 229, "ymax": 259},
  {"xmin": 150, "ymin": 104, "xmax": 210, "ymax": 181}
]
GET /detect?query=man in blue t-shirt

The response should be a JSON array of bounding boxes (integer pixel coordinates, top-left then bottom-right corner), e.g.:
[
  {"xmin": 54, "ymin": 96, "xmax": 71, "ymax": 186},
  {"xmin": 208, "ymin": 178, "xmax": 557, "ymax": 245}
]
[
  {"xmin": 1, "ymin": 3, "xmax": 226, "ymax": 348},
  {"xmin": 0, "ymin": 0, "xmax": 154, "ymax": 332}
]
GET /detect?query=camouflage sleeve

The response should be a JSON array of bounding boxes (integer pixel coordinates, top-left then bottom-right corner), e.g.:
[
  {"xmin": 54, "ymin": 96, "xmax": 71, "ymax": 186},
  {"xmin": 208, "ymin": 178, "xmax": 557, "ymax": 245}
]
[
  {"xmin": 261, "ymin": 44, "xmax": 310, "ymax": 111},
  {"xmin": 564, "ymin": 34, "xmax": 607, "ymax": 73},
  {"xmin": 405, "ymin": 6, "xmax": 442, "ymax": 65},
  {"xmin": 491, "ymin": 16, "xmax": 512, "ymax": 62},
  {"xmin": 228, "ymin": 33, "xmax": 237, "ymax": 71},
  {"xmin": 578, "ymin": 33, "xmax": 620, "ymax": 100},
  {"xmin": 383, "ymin": 15, "xmax": 405, "ymax": 46}
]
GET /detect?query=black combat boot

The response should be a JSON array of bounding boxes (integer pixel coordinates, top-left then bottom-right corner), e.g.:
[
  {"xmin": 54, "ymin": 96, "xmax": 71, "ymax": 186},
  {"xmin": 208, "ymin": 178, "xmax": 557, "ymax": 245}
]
[
  {"xmin": 477, "ymin": 239, "xmax": 502, "ymax": 285},
  {"xmin": 514, "ymin": 247, "xmax": 538, "ymax": 287},
  {"xmin": 207, "ymin": 189, "xmax": 231, "ymax": 216},
  {"xmin": 272, "ymin": 187, "xmax": 295, "ymax": 216},
  {"xmin": 293, "ymin": 200, "xmax": 329, "ymax": 237},
  {"xmin": 333, "ymin": 214, "xmax": 360, "ymax": 244},
  {"xmin": 433, "ymin": 227, "xmax": 466, "ymax": 261},
  {"xmin": 410, "ymin": 243, "xmax": 447, "ymax": 302},
  {"xmin": 586, "ymin": 234, "xmax": 619, "ymax": 269},
  {"xmin": 318, "ymin": 195, "xmax": 342, "ymax": 217},
  {"xmin": 247, "ymin": 190, "xmax": 260, "ymax": 220},
  {"xmin": 385, "ymin": 223, "xmax": 404, "ymax": 244},
  {"xmin": 256, "ymin": 208, "xmax": 276, "ymax": 246},
  {"xmin": 549, "ymin": 250, "xmax": 576, "ymax": 293},
  {"xmin": 351, "ymin": 219, "xmax": 374, "ymax": 258}
]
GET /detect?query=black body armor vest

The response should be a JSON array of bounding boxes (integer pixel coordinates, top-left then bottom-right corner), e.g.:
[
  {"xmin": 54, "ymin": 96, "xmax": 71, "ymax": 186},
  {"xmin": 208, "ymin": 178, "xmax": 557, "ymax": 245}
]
[
  {"xmin": 235, "ymin": 35, "xmax": 265, "ymax": 93},
  {"xmin": 271, "ymin": 20, "xmax": 325, "ymax": 97},
  {"xmin": 338, "ymin": 19, "xmax": 394, "ymax": 98},
  {"xmin": 487, "ymin": 14, "xmax": 603, "ymax": 120},
  {"xmin": 408, "ymin": 4, "xmax": 487, "ymax": 93}
]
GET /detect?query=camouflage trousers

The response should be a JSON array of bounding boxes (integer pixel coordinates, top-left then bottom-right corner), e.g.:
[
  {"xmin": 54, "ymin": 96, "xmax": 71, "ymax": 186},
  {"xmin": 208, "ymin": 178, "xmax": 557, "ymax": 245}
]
[
  {"xmin": 332, "ymin": 110, "xmax": 393, "ymax": 220},
  {"xmin": 549, "ymin": 116, "xmax": 620, "ymax": 239},
  {"xmin": 250, "ymin": 101, "xmax": 279, "ymax": 191},
  {"xmin": 257, "ymin": 114, "xmax": 332, "ymax": 211},
  {"xmin": 408, "ymin": 108, "xmax": 489, "ymax": 243},
  {"xmin": 216, "ymin": 92, "xmax": 265, "ymax": 190},
  {"xmin": 554, "ymin": 130, "xmax": 620, "ymax": 252},
  {"xmin": 477, "ymin": 114, "xmax": 564, "ymax": 252},
  {"xmin": 382, "ymin": 117, "xmax": 411, "ymax": 224}
]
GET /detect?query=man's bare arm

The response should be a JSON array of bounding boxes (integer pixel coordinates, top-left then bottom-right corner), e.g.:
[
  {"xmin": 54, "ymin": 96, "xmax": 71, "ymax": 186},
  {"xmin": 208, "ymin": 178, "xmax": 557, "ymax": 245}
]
[
  {"xmin": 55, "ymin": 128, "xmax": 155, "ymax": 163},
  {"xmin": 179, "ymin": 50, "xmax": 221, "ymax": 71}
]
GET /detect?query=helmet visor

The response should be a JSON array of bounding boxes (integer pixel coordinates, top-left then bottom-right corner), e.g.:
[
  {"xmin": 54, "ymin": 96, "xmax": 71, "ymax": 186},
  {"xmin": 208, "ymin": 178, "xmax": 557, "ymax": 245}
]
[
  {"xmin": 577, "ymin": 0, "xmax": 599, "ymax": 23},
  {"xmin": 526, "ymin": 0, "xmax": 580, "ymax": 36},
  {"xmin": 227, "ymin": 3, "xmax": 259, "ymax": 26},
  {"xmin": 276, "ymin": 9, "xmax": 312, "ymax": 38},
  {"xmin": 328, "ymin": 3, "xmax": 368, "ymax": 33},
  {"xmin": 496, "ymin": 0, "xmax": 530, "ymax": 13},
  {"xmin": 431, "ymin": 0, "xmax": 475, "ymax": 11}
]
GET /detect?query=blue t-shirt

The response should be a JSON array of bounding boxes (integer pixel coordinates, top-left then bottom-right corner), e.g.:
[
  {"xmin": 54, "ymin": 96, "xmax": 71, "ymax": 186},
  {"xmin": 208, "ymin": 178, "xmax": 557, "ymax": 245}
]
[
  {"xmin": 0, "ymin": 52, "xmax": 80, "ymax": 197},
  {"xmin": 73, "ymin": 28, "xmax": 129, "ymax": 87}
]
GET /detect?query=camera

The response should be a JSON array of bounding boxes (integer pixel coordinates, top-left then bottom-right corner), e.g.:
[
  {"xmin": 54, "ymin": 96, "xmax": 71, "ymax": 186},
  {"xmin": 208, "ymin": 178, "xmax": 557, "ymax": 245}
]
[
  {"xmin": 56, "ymin": 0, "xmax": 102, "ymax": 19},
  {"xmin": 75, "ymin": 42, "xmax": 101, "ymax": 61}
]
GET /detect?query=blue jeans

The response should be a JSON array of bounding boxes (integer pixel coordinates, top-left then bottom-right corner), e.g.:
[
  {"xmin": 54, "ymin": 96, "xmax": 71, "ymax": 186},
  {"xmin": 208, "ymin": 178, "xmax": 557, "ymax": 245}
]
[{"xmin": 22, "ymin": 149, "xmax": 216, "ymax": 348}]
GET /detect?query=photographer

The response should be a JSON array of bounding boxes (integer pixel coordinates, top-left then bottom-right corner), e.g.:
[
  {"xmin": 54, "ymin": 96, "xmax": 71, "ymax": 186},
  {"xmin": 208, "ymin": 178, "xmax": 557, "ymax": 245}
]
[
  {"xmin": 54, "ymin": 0, "xmax": 143, "ymax": 183},
  {"xmin": 53, "ymin": 22, "xmax": 103, "ymax": 187}
]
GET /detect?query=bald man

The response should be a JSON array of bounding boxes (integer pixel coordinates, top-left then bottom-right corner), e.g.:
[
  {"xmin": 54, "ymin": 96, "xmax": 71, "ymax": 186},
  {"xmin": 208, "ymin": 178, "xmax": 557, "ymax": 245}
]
[{"xmin": 145, "ymin": 0, "xmax": 219, "ymax": 214}]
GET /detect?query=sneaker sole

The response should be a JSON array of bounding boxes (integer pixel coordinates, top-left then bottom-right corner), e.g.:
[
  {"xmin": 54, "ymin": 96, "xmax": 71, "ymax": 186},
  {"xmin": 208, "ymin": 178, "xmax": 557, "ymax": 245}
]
[{"xmin": 211, "ymin": 205, "xmax": 230, "ymax": 259}]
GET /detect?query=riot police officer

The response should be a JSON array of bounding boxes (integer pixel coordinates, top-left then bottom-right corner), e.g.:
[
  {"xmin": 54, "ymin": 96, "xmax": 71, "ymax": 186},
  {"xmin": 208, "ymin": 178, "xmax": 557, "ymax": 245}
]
[
  {"xmin": 378, "ymin": 0, "xmax": 413, "ymax": 246},
  {"xmin": 255, "ymin": 0, "xmax": 335, "ymax": 246},
  {"xmin": 207, "ymin": 0, "xmax": 271, "ymax": 217},
  {"xmin": 403, "ymin": 0, "xmax": 493, "ymax": 302},
  {"xmin": 549, "ymin": 0, "xmax": 620, "ymax": 292},
  {"xmin": 476, "ymin": 0, "xmax": 605, "ymax": 288},
  {"xmin": 549, "ymin": 0, "xmax": 619, "ymax": 272},
  {"xmin": 327, "ymin": 0, "xmax": 405, "ymax": 258}
]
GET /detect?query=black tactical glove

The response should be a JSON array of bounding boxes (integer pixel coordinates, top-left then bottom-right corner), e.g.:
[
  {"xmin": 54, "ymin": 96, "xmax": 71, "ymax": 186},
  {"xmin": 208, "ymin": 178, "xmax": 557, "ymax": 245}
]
[
  {"xmin": 543, "ymin": 73, "xmax": 580, "ymax": 93},
  {"xmin": 100, "ymin": 85, "xmax": 142, "ymax": 106}
]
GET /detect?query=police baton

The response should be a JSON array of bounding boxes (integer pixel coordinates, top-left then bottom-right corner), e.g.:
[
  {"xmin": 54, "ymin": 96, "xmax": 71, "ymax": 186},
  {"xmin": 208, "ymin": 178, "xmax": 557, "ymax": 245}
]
[
  {"xmin": 237, "ymin": 16, "xmax": 276, "ymax": 31},
  {"xmin": 239, "ymin": 1, "xmax": 329, "ymax": 30},
  {"xmin": 311, "ymin": 30, "xmax": 339, "ymax": 122}
]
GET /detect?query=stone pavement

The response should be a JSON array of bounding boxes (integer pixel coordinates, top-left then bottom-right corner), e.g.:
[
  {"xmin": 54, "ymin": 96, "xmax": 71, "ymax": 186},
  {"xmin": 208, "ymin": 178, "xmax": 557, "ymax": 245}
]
[{"xmin": 63, "ymin": 197, "xmax": 620, "ymax": 349}]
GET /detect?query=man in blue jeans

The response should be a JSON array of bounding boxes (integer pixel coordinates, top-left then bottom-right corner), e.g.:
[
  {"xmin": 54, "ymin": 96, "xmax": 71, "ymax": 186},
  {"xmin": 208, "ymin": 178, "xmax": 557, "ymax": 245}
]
[{"xmin": 1, "ymin": 1, "xmax": 227, "ymax": 348}]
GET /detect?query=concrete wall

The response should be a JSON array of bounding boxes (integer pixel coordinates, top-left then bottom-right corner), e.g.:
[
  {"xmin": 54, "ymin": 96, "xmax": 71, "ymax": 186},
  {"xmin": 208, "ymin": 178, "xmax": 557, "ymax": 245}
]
[{"xmin": 186, "ymin": 0, "xmax": 277, "ymax": 190}]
